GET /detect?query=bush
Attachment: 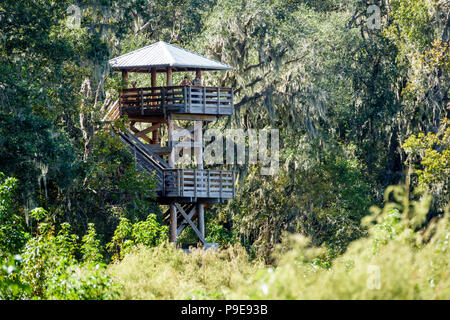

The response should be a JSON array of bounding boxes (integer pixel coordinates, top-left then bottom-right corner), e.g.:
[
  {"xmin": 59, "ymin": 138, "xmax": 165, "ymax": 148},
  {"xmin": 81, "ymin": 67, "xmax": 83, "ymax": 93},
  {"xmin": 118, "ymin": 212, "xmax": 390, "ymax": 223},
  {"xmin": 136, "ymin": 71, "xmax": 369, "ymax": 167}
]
[
  {"xmin": 107, "ymin": 214, "xmax": 169, "ymax": 262},
  {"xmin": 0, "ymin": 173, "xmax": 30, "ymax": 258},
  {"xmin": 20, "ymin": 214, "xmax": 118, "ymax": 300}
]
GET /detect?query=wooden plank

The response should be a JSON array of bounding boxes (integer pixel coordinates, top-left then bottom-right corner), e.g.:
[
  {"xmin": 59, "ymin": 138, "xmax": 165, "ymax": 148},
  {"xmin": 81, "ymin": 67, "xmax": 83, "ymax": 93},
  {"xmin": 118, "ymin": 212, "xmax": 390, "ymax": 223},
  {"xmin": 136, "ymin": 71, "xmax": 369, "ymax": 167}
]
[{"xmin": 171, "ymin": 114, "xmax": 217, "ymax": 121}]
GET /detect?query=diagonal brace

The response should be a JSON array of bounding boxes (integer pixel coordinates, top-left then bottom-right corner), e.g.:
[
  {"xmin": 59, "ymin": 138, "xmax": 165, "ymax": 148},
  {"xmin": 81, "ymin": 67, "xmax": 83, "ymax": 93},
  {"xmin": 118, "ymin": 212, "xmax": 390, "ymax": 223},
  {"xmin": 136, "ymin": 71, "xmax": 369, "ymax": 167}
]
[
  {"xmin": 175, "ymin": 203, "xmax": 205, "ymax": 244},
  {"xmin": 177, "ymin": 206, "xmax": 196, "ymax": 236}
]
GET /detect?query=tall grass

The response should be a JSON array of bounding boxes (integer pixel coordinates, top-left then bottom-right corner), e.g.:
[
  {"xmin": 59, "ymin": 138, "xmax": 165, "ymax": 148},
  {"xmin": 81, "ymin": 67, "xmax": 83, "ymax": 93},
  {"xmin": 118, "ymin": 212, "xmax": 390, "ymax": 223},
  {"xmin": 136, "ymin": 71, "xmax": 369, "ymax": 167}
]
[
  {"xmin": 108, "ymin": 243, "xmax": 262, "ymax": 299},
  {"xmin": 108, "ymin": 189, "xmax": 449, "ymax": 300}
]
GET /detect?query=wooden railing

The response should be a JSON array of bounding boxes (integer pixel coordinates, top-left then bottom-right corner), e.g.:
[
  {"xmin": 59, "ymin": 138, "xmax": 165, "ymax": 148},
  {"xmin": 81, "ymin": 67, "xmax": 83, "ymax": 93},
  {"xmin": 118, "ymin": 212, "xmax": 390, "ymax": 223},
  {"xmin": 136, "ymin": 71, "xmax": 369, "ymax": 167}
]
[
  {"xmin": 163, "ymin": 169, "xmax": 235, "ymax": 199},
  {"xmin": 119, "ymin": 86, "xmax": 234, "ymax": 116}
]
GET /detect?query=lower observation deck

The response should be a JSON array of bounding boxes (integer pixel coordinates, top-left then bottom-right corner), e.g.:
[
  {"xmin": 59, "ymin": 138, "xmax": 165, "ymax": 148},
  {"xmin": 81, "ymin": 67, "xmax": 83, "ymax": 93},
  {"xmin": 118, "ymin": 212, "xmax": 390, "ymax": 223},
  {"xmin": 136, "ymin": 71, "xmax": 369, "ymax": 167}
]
[
  {"xmin": 119, "ymin": 85, "xmax": 234, "ymax": 118},
  {"xmin": 118, "ymin": 131, "xmax": 235, "ymax": 203}
]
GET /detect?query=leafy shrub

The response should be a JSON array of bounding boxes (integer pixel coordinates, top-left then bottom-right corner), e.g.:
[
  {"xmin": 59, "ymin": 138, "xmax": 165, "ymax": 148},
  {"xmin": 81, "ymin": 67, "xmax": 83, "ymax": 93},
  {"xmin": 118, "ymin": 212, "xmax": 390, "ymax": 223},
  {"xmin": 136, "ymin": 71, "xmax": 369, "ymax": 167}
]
[
  {"xmin": 403, "ymin": 118, "xmax": 449, "ymax": 210},
  {"xmin": 81, "ymin": 223, "xmax": 104, "ymax": 263},
  {"xmin": 226, "ymin": 185, "xmax": 449, "ymax": 299},
  {"xmin": 107, "ymin": 214, "xmax": 168, "ymax": 262},
  {"xmin": 0, "ymin": 255, "xmax": 31, "ymax": 300},
  {"xmin": 0, "ymin": 173, "xmax": 30, "ymax": 258},
  {"xmin": 20, "ymin": 213, "xmax": 118, "ymax": 300}
]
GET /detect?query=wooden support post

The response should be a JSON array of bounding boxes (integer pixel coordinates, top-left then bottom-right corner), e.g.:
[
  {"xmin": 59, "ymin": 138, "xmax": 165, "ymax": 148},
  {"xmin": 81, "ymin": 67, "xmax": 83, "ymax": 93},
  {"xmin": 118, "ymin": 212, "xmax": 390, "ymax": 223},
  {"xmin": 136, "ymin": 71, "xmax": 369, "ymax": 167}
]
[
  {"xmin": 166, "ymin": 67, "xmax": 172, "ymax": 86},
  {"xmin": 197, "ymin": 203, "xmax": 204, "ymax": 242},
  {"xmin": 151, "ymin": 68, "xmax": 157, "ymax": 87},
  {"xmin": 194, "ymin": 118, "xmax": 205, "ymax": 243},
  {"xmin": 122, "ymin": 70, "xmax": 128, "ymax": 88},
  {"xmin": 170, "ymin": 203, "xmax": 177, "ymax": 245},
  {"xmin": 195, "ymin": 68, "xmax": 202, "ymax": 79},
  {"xmin": 152, "ymin": 127, "xmax": 160, "ymax": 144}
]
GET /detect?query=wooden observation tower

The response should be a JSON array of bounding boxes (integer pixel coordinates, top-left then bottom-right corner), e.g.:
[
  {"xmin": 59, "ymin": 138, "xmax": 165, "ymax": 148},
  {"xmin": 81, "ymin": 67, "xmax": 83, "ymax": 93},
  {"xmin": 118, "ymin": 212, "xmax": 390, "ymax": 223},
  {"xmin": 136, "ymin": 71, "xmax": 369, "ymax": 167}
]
[{"xmin": 104, "ymin": 41, "xmax": 235, "ymax": 247}]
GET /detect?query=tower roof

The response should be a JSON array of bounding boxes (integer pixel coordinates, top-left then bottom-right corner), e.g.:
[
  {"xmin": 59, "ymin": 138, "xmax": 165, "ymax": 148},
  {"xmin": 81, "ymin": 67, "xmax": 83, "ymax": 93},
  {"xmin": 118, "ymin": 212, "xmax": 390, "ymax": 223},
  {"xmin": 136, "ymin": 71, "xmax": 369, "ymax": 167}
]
[{"xmin": 109, "ymin": 41, "xmax": 233, "ymax": 72}]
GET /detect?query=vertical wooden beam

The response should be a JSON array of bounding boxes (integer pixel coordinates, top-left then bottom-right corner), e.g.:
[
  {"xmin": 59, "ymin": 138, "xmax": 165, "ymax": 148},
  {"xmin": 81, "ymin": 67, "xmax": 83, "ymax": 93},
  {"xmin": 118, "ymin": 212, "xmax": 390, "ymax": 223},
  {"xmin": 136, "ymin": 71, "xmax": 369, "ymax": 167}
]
[
  {"xmin": 194, "ymin": 119, "xmax": 205, "ymax": 244},
  {"xmin": 166, "ymin": 68, "xmax": 173, "ymax": 115},
  {"xmin": 166, "ymin": 67, "xmax": 172, "ymax": 86},
  {"xmin": 149, "ymin": 69, "xmax": 159, "ymax": 143},
  {"xmin": 170, "ymin": 203, "xmax": 177, "ymax": 245},
  {"xmin": 122, "ymin": 70, "xmax": 128, "ymax": 88},
  {"xmin": 195, "ymin": 68, "xmax": 202, "ymax": 80},
  {"xmin": 197, "ymin": 203, "xmax": 204, "ymax": 242},
  {"xmin": 152, "ymin": 126, "xmax": 160, "ymax": 144},
  {"xmin": 151, "ymin": 68, "xmax": 157, "ymax": 87}
]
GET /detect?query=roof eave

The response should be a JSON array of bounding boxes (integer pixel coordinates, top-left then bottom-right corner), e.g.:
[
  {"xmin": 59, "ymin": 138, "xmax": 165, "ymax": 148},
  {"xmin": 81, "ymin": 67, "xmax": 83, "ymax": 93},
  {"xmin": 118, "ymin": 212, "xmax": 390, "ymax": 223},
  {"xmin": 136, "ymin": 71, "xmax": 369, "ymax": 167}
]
[{"xmin": 110, "ymin": 64, "xmax": 233, "ymax": 72}]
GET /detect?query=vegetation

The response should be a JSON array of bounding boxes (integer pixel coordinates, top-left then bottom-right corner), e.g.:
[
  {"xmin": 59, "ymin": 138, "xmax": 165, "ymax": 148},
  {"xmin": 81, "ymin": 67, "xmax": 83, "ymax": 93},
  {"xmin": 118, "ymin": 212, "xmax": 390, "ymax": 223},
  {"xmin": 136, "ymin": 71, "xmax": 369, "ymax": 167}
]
[{"xmin": 0, "ymin": 0, "xmax": 448, "ymax": 299}]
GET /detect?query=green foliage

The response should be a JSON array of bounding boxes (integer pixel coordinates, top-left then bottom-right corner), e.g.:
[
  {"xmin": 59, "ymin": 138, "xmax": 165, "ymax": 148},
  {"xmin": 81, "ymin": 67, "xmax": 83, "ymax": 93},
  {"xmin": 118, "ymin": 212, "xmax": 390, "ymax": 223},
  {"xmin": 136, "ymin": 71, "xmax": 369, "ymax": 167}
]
[
  {"xmin": 107, "ymin": 214, "xmax": 168, "ymax": 262},
  {"xmin": 0, "ymin": 173, "xmax": 30, "ymax": 258},
  {"xmin": 0, "ymin": 255, "xmax": 31, "ymax": 300},
  {"xmin": 60, "ymin": 128, "xmax": 161, "ymax": 244},
  {"xmin": 205, "ymin": 222, "xmax": 238, "ymax": 247},
  {"xmin": 81, "ymin": 223, "xmax": 104, "ymax": 264},
  {"xmin": 218, "ymin": 138, "xmax": 371, "ymax": 260},
  {"xmin": 403, "ymin": 118, "xmax": 449, "ymax": 204},
  {"xmin": 20, "ymin": 219, "xmax": 118, "ymax": 299}
]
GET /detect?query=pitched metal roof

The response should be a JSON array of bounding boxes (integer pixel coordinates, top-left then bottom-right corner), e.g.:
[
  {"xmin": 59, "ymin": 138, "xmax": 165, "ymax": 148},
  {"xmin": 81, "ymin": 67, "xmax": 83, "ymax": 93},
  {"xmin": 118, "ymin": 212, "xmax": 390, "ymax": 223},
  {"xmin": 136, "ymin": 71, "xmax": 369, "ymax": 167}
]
[{"xmin": 109, "ymin": 41, "xmax": 233, "ymax": 72}]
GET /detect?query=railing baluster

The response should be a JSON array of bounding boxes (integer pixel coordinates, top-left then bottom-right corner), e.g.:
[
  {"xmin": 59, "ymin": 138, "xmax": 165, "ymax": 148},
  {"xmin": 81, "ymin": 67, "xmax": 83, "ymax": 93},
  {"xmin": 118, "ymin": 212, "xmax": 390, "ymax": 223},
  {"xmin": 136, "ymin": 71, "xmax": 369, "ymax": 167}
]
[
  {"xmin": 203, "ymin": 86, "xmax": 206, "ymax": 113},
  {"xmin": 118, "ymin": 92, "xmax": 123, "ymax": 117},
  {"xmin": 217, "ymin": 87, "xmax": 221, "ymax": 114},
  {"xmin": 194, "ymin": 169, "xmax": 197, "ymax": 198},
  {"xmin": 181, "ymin": 170, "xmax": 184, "ymax": 196},
  {"xmin": 207, "ymin": 170, "xmax": 210, "ymax": 197},
  {"xmin": 183, "ymin": 86, "xmax": 187, "ymax": 113},
  {"xmin": 162, "ymin": 88, "xmax": 166, "ymax": 118},
  {"xmin": 220, "ymin": 170, "xmax": 223, "ymax": 198},
  {"xmin": 177, "ymin": 169, "xmax": 181, "ymax": 197},
  {"xmin": 162, "ymin": 170, "xmax": 166, "ymax": 196},
  {"xmin": 188, "ymin": 86, "xmax": 191, "ymax": 113},
  {"xmin": 140, "ymin": 89, "xmax": 144, "ymax": 115},
  {"xmin": 231, "ymin": 87, "xmax": 234, "ymax": 111},
  {"xmin": 232, "ymin": 170, "xmax": 235, "ymax": 198}
]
